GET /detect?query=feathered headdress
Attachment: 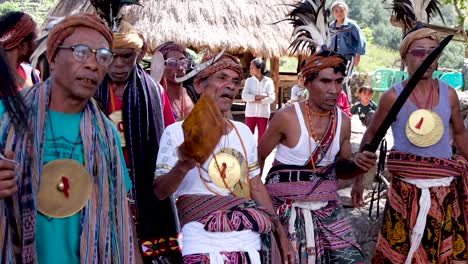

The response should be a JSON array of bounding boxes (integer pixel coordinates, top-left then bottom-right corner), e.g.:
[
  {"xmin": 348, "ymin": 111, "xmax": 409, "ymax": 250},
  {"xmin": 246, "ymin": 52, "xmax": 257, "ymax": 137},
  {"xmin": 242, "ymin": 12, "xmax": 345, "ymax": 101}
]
[
  {"xmin": 283, "ymin": 0, "xmax": 330, "ymax": 54},
  {"xmin": 390, "ymin": 0, "xmax": 444, "ymax": 31},
  {"xmin": 90, "ymin": 0, "xmax": 141, "ymax": 32}
]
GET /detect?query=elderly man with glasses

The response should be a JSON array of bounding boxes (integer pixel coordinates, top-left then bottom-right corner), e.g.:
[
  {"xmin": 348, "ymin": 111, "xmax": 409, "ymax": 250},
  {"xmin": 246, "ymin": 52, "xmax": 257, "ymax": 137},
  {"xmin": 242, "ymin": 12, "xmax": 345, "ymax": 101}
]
[
  {"xmin": 0, "ymin": 14, "xmax": 137, "ymax": 263},
  {"xmin": 95, "ymin": 21, "xmax": 182, "ymax": 264},
  {"xmin": 156, "ymin": 42, "xmax": 198, "ymax": 121}
]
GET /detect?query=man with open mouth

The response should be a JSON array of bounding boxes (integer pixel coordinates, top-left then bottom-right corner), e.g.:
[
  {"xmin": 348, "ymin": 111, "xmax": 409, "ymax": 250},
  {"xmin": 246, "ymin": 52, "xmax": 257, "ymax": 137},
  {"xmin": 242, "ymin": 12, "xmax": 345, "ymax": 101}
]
[{"xmin": 154, "ymin": 52, "xmax": 295, "ymax": 264}]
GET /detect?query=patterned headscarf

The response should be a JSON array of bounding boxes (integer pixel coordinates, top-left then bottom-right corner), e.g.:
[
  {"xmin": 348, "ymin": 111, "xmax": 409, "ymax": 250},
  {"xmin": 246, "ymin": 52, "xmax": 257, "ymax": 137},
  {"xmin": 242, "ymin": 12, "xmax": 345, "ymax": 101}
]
[
  {"xmin": 0, "ymin": 13, "xmax": 37, "ymax": 50},
  {"xmin": 301, "ymin": 50, "xmax": 347, "ymax": 82},
  {"xmin": 155, "ymin": 41, "xmax": 187, "ymax": 58},
  {"xmin": 113, "ymin": 21, "xmax": 144, "ymax": 50},
  {"xmin": 47, "ymin": 14, "xmax": 112, "ymax": 62},
  {"xmin": 400, "ymin": 27, "xmax": 441, "ymax": 59},
  {"xmin": 193, "ymin": 53, "xmax": 243, "ymax": 89}
]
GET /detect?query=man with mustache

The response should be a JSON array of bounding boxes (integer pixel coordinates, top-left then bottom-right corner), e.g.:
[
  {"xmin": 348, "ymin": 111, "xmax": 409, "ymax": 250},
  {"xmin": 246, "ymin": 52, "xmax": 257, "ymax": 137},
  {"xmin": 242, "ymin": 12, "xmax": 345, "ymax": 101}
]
[
  {"xmin": 259, "ymin": 49, "xmax": 376, "ymax": 263},
  {"xmin": 154, "ymin": 53, "xmax": 295, "ymax": 263},
  {"xmin": 0, "ymin": 14, "xmax": 136, "ymax": 263},
  {"xmin": 363, "ymin": 27, "xmax": 468, "ymax": 264},
  {"xmin": 0, "ymin": 11, "xmax": 39, "ymax": 89},
  {"xmin": 95, "ymin": 21, "xmax": 181, "ymax": 263}
]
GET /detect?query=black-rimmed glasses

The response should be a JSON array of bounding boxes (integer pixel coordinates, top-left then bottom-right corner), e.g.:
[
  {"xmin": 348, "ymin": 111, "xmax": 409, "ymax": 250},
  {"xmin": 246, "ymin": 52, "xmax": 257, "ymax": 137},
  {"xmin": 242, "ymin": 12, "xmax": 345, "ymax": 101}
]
[{"xmin": 58, "ymin": 44, "xmax": 114, "ymax": 66}]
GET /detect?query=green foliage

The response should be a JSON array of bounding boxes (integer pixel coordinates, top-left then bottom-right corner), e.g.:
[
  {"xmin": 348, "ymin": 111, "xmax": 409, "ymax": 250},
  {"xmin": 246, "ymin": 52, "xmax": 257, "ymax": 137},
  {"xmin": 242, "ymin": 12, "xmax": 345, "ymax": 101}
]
[
  {"xmin": 372, "ymin": 23, "xmax": 403, "ymax": 50},
  {"xmin": 356, "ymin": 44, "xmax": 400, "ymax": 73},
  {"xmin": 279, "ymin": 56, "xmax": 298, "ymax": 73},
  {"xmin": 439, "ymin": 41, "xmax": 464, "ymax": 69},
  {"xmin": 0, "ymin": 1, "xmax": 20, "ymax": 15},
  {"xmin": 362, "ymin": 27, "xmax": 374, "ymax": 45},
  {"xmin": 0, "ymin": 0, "xmax": 57, "ymax": 25}
]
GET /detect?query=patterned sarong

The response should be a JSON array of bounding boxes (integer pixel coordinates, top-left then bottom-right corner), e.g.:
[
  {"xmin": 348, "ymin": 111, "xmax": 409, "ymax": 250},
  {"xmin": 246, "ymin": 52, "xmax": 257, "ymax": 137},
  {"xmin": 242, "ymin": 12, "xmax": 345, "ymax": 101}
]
[
  {"xmin": 372, "ymin": 151, "xmax": 468, "ymax": 264},
  {"xmin": 266, "ymin": 164, "xmax": 365, "ymax": 264},
  {"xmin": 176, "ymin": 195, "xmax": 281, "ymax": 264}
]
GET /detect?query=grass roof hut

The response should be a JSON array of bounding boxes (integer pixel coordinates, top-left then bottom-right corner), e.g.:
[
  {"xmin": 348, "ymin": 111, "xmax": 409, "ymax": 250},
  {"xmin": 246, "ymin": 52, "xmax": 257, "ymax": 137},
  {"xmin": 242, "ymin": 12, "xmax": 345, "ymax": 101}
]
[{"xmin": 48, "ymin": 0, "xmax": 297, "ymax": 107}]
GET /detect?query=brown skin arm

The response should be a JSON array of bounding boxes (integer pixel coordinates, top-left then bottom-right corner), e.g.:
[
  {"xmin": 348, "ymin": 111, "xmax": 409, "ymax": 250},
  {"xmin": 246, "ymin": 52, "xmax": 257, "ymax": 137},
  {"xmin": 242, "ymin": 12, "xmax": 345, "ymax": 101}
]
[
  {"xmin": 258, "ymin": 108, "xmax": 288, "ymax": 170},
  {"xmin": 153, "ymin": 148, "xmax": 197, "ymax": 200},
  {"xmin": 338, "ymin": 112, "xmax": 353, "ymax": 160},
  {"xmin": 448, "ymin": 87, "xmax": 468, "ymax": 159},
  {"xmin": 336, "ymin": 112, "xmax": 376, "ymax": 178},
  {"xmin": 250, "ymin": 175, "xmax": 295, "ymax": 264}
]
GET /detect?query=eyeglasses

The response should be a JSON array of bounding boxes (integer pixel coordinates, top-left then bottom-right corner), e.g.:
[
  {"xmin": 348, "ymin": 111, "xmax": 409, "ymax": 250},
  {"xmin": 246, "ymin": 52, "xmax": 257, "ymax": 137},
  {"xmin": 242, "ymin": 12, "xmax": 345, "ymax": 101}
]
[
  {"xmin": 407, "ymin": 48, "xmax": 434, "ymax": 58},
  {"xmin": 164, "ymin": 58, "xmax": 192, "ymax": 69},
  {"xmin": 58, "ymin": 44, "xmax": 114, "ymax": 66}
]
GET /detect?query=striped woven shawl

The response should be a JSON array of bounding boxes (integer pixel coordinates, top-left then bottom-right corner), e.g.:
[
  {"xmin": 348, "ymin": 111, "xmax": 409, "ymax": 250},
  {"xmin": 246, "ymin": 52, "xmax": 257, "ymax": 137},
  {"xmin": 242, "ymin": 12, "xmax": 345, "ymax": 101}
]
[{"xmin": 0, "ymin": 80, "xmax": 134, "ymax": 263}]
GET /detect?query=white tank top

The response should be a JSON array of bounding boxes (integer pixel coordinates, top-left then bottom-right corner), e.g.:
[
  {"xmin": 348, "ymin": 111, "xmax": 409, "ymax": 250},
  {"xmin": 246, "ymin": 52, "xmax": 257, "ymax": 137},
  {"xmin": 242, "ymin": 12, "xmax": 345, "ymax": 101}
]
[{"xmin": 274, "ymin": 102, "xmax": 342, "ymax": 166}]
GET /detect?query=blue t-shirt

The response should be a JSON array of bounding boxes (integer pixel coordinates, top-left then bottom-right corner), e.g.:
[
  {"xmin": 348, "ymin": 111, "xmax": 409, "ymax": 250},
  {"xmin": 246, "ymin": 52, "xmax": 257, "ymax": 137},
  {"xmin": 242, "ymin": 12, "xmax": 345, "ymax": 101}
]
[{"xmin": 0, "ymin": 105, "xmax": 132, "ymax": 264}]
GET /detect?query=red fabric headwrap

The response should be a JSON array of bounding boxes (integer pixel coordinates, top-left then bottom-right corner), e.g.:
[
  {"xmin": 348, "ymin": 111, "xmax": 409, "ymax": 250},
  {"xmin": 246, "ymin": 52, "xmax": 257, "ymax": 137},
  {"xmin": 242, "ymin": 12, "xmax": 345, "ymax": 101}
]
[
  {"xmin": 0, "ymin": 13, "xmax": 37, "ymax": 50},
  {"xmin": 46, "ymin": 14, "xmax": 113, "ymax": 63}
]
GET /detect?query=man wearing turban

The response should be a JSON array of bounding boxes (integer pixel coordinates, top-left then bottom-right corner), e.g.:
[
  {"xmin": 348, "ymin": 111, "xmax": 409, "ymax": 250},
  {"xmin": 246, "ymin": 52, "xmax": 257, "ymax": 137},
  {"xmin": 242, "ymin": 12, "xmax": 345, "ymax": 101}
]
[
  {"xmin": 361, "ymin": 26, "xmax": 468, "ymax": 263},
  {"xmin": 0, "ymin": 14, "xmax": 136, "ymax": 263},
  {"xmin": 259, "ymin": 49, "xmax": 377, "ymax": 263},
  {"xmin": 156, "ymin": 41, "xmax": 198, "ymax": 120},
  {"xmin": 95, "ymin": 21, "xmax": 181, "ymax": 263},
  {"xmin": 0, "ymin": 11, "xmax": 39, "ymax": 90},
  {"xmin": 154, "ymin": 52, "xmax": 296, "ymax": 264}
]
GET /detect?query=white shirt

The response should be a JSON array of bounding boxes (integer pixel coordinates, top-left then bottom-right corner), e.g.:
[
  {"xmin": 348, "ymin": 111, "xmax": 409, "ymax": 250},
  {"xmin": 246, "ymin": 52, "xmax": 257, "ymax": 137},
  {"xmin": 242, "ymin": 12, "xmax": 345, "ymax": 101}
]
[
  {"xmin": 154, "ymin": 121, "xmax": 262, "ymax": 260},
  {"xmin": 155, "ymin": 121, "xmax": 261, "ymax": 198},
  {"xmin": 241, "ymin": 76, "xmax": 275, "ymax": 118},
  {"xmin": 290, "ymin": 84, "xmax": 306, "ymax": 101}
]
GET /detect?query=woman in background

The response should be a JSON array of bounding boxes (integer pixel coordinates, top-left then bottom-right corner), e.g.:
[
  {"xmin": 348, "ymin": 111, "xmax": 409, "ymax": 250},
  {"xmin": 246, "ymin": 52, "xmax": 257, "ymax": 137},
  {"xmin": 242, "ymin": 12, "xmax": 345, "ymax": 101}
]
[{"xmin": 241, "ymin": 58, "xmax": 275, "ymax": 143}]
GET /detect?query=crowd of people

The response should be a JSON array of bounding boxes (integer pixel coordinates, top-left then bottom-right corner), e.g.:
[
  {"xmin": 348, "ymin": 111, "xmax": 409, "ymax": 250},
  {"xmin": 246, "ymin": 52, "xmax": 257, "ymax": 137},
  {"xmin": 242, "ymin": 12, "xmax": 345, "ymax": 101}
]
[{"xmin": 0, "ymin": 0, "xmax": 467, "ymax": 263}]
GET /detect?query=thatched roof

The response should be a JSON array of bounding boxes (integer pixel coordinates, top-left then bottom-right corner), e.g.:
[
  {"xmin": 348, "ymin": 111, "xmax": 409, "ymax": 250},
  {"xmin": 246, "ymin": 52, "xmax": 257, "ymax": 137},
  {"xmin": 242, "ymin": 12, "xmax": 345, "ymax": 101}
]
[{"xmin": 48, "ymin": 0, "xmax": 296, "ymax": 58}]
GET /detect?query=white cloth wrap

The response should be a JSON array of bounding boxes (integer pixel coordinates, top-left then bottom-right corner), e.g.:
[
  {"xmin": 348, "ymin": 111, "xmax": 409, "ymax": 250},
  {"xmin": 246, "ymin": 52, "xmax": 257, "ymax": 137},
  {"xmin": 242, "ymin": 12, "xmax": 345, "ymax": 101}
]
[
  {"xmin": 400, "ymin": 177, "xmax": 454, "ymax": 264},
  {"xmin": 181, "ymin": 221, "xmax": 262, "ymax": 264},
  {"xmin": 288, "ymin": 201, "xmax": 328, "ymax": 264}
]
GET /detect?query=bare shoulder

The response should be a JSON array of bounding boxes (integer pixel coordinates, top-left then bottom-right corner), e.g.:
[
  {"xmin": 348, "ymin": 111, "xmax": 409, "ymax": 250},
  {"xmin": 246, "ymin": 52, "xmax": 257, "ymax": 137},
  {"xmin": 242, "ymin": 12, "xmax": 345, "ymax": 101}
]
[
  {"xmin": 271, "ymin": 103, "xmax": 297, "ymax": 123},
  {"xmin": 339, "ymin": 110, "xmax": 351, "ymax": 142},
  {"xmin": 446, "ymin": 84, "xmax": 459, "ymax": 103},
  {"xmin": 340, "ymin": 110, "xmax": 351, "ymax": 126}
]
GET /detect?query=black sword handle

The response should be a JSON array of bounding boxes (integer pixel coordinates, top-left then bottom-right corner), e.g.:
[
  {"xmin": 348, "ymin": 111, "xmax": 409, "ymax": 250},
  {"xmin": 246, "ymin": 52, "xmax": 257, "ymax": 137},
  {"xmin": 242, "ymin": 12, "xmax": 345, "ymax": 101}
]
[{"xmin": 362, "ymin": 34, "xmax": 454, "ymax": 153}]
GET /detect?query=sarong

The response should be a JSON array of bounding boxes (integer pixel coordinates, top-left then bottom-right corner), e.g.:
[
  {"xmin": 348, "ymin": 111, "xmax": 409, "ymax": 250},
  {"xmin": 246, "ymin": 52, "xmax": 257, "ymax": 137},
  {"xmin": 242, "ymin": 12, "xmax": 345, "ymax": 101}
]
[
  {"xmin": 372, "ymin": 151, "xmax": 468, "ymax": 264},
  {"xmin": 266, "ymin": 164, "xmax": 365, "ymax": 264},
  {"xmin": 176, "ymin": 195, "xmax": 281, "ymax": 264}
]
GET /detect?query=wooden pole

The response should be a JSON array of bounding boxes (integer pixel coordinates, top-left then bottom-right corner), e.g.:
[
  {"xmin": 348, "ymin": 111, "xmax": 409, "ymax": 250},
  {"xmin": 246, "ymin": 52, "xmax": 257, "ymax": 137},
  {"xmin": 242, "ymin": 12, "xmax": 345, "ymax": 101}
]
[
  {"xmin": 270, "ymin": 57, "xmax": 281, "ymax": 109},
  {"xmin": 241, "ymin": 52, "xmax": 254, "ymax": 76}
]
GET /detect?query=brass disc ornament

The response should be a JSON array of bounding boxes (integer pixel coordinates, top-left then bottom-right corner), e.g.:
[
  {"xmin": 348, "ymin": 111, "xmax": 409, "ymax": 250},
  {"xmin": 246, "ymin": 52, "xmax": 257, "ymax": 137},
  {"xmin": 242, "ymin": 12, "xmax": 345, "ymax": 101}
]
[
  {"xmin": 208, "ymin": 148, "xmax": 250, "ymax": 198},
  {"xmin": 38, "ymin": 159, "xmax": 92, "ymax": 218},
  {"xmin": 406, "ymin": 109, "xmax": 444, "ymax": 148}
]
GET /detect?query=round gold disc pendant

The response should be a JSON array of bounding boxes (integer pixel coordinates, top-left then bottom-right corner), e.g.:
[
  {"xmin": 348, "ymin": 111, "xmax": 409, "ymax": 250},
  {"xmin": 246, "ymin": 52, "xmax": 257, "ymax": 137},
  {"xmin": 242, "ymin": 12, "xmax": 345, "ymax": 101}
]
[
  {"xmin": 406, "ymin": 109, "xmax": 444, "ymax": 148},
  {"xmin": 207, "ymin": 148, "xmax": 250, "ymax": 198},
  {"xmin": 38, "ymin": 159, "xmax": 92, "ymax": 218}
]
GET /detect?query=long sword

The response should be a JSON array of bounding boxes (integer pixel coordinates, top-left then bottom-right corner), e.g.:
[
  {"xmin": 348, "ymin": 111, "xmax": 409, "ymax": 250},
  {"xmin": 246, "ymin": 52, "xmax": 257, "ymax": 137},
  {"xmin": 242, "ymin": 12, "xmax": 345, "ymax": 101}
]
[
  {"xmin": 361, "ymin": 34, "xmax": 453, "ymax": 152},
  {"xmin": 335, "ymin": 34, "xmax": 453, "ymax": 175}
]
